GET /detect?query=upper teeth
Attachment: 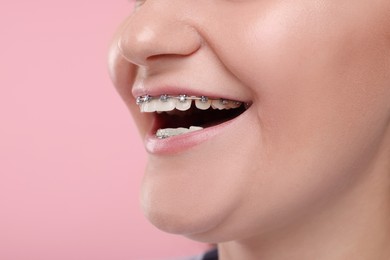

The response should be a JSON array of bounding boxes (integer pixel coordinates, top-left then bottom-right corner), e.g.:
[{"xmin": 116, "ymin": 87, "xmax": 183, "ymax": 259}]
[{"xmin": 136, "ymin": 95, "xmax": 242, "ymax": 113}]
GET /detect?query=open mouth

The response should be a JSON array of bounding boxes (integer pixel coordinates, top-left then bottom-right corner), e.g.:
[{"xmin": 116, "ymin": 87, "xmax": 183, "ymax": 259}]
[{"xmin": 136, "ymin": 94, "xmax": 251, "ymax": 139}]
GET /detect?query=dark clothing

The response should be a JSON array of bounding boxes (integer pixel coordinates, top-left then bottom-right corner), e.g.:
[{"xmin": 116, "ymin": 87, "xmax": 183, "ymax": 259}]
[{"xmin": 202, "ymin": 248, "xmax": 218, "ymax": 260}]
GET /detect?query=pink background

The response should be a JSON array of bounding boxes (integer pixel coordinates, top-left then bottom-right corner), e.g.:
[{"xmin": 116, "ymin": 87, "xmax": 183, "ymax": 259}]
[{"xmin": 0, "ymin": 1, "xmax": 207, "ymax": 259}]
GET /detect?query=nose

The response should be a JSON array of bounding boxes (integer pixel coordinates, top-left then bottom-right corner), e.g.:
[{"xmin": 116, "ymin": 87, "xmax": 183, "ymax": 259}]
[{"xmin": 118, "ymin": 2, "xmax": 202, "ymax": 66}]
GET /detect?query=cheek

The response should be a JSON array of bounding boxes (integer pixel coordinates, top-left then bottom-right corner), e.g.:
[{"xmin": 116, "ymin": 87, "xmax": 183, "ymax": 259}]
[
  {"xmin": 193, "ymin": 1, "xmax": 390, "ymax": 240},
  {"xmin": 217, "ymin": 1, "xmax": 390, "ymax": 168}
]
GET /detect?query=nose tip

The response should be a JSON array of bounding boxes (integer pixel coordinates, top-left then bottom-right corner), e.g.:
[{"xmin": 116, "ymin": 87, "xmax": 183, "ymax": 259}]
[{"xmin": 117, "ymin": 5, "xmax": 202, "ymax": 66}]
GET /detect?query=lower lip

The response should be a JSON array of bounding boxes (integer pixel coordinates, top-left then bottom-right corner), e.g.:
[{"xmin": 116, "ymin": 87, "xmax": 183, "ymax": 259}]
[{"xmin": 144, "ymin": 107, "xmax": 253, "ymax": 155}]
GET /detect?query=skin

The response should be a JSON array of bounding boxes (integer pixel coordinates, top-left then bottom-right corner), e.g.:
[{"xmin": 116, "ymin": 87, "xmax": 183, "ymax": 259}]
[{"xmin": 108, "ymin": 0, "xmax": 390, "ymax": 259}]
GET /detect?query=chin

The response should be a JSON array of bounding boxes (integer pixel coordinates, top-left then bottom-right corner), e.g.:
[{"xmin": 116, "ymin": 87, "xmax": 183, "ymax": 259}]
[
  {"xmin": 141, "ymin": 201, "xmax": 222, "ymax": 237},
  {"xmin": 138, "ymin": 149, "xmax": 254, "ymax": 240},
  {"xmin": 140, "ymin": 179, "xmax": 230, "ymax": 238},
  {"xmin": 141, "ymin": 197, "xmax": 242, "ymax": 244}
]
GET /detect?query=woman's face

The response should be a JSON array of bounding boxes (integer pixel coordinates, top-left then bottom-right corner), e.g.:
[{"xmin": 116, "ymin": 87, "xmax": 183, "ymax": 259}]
[{"xmin": 109, "ymin": 0, "xmax": 390, "ymax": 242}]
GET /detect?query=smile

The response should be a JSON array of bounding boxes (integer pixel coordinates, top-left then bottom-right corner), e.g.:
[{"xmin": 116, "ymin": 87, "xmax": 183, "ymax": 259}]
[{"xmin": 136, "ymin": 94, "xmax": 251, "ymax": 139}]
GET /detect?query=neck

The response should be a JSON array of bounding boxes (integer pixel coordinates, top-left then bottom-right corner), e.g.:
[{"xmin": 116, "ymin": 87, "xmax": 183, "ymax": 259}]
[{"xmin": 219, "ymin": 140, "xmax": 390, "ymax": 260}]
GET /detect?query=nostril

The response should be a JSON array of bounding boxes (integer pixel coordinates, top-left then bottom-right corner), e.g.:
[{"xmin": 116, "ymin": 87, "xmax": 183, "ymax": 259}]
[{"xmin": 146, "ymin": 53, "xmax": 195, "ymax": 62}]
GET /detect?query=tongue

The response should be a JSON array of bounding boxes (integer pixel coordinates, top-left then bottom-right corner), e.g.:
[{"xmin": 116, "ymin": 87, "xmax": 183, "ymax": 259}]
[{"xmin": 156, "ymin": 126, "xmax": 203, "ymax": 139}]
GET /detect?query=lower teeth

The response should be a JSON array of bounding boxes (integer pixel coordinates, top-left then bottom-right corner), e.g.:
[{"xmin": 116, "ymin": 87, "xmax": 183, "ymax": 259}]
[{"xmin": 156, "ymin": 126, "xmax": 203, "ymax": 139}]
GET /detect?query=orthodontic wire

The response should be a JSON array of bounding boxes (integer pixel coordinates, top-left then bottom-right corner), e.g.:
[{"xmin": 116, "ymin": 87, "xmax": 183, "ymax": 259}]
[{"xmin": 136, "ymin": 95, "xmax": 241, "ymax": 105}]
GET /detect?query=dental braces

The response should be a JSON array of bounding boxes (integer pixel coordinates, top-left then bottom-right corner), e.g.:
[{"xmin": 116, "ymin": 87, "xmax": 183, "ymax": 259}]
[{"xmin": 136, "ymin": 94, "xmax": 242, "ymax": 106}]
